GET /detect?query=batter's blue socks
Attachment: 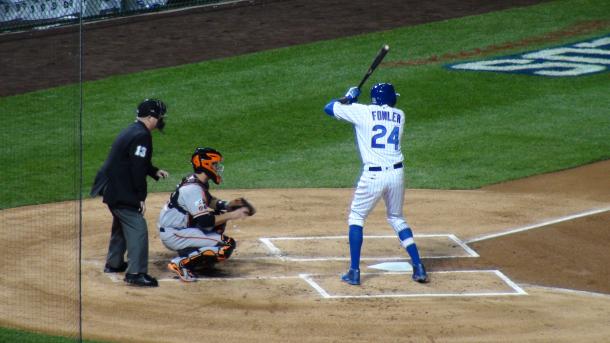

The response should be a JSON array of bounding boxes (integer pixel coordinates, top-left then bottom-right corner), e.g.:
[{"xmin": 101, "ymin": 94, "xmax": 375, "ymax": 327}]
[
  {"xmin": 398, "ymin": 228, "xmax": 422, "ymax": 265},
  {"xmin": 348, "ymin": 225, "xmax": 363, "ymax": 270}
]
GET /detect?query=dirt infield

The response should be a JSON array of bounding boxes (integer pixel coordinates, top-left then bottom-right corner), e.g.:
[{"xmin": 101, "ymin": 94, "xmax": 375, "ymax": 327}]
[
  {"xmin": 1, "ymin": 160, "xmax": 609, "ymax": 342},
  {"xmin": 2, "ymin": 1, "xmax": 610, "ymax": 342}
]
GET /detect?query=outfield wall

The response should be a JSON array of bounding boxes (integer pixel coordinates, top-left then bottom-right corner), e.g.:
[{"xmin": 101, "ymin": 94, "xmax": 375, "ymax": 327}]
[{"xmin": 0, "ymin": 0, "xmax": 230, "ymax": 32}]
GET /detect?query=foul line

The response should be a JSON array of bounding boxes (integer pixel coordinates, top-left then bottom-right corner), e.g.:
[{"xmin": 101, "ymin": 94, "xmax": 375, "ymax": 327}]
[
  {"xmin": 520, "ymin": 283, "xmax": 610, "ymax": 299},
  {"xmin": 466, "ymin": 206, "xmax": 610, "ymax": 243}
]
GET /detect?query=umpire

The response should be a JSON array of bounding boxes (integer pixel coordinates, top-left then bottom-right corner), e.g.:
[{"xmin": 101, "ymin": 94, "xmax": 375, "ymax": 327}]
[{"xmin": 91, "ymin": 99, "xmax": 169, "ymax": 287}]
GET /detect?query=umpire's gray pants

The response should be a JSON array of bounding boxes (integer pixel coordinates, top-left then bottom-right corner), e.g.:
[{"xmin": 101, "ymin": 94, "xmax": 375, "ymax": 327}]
[{"xmin": 106, "ymin": 207, "xmax": 149, "ymax": 274}]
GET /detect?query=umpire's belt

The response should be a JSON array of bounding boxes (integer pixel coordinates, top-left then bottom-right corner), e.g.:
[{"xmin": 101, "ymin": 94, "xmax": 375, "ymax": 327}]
[{"xmin": 368, "ymin": 162, "xmax": 403, "ymax": 172}]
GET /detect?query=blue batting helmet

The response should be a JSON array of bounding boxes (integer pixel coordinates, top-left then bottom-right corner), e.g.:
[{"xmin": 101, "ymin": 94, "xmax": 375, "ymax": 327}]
[{"xmin": 370, "ymin": 83, "xmax": 397, "ymax": 106}]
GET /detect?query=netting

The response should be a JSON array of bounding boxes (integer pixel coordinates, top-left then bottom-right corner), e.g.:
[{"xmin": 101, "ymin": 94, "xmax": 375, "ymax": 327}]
[{"xmin": 0, "ymin": 9, "xmax": 82, "ymax": 342}]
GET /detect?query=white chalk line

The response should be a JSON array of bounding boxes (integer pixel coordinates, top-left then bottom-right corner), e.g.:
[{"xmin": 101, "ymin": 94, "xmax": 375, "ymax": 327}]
[
  {"xmin": 300, "ymin": 274, "xmax": 332, "ymax": 298},
  {"xmin": 519, "ymin": 283, "xmax": 610, "ymax": 299},
  {"xmin": 103, "ymin": 272, "xmax": 303, "ymax": 283},
  {"xmin": 493, "ymin": 270, "xmax": 527, "ymax": 295},
  {"xmin": 269, "ymin": 255, "xmax": 474, "ymax": 262},
  {"xmin": 259, "ymin": 233, "xmax": 479, "ymax": 261},
  {"xmin": 159, "ymin": 274, "xmax": 302, "ymax": 283},
  {"xmin": 107, "ymin": 269, "xmax": 529, "ymax": 301},
  {"xmin": 448, "ymin": 234, "xmax": 480, "ymax": 257},
  {"xmin": 93, "ymin": 208, "xmax": 610, "ymax": 298},
  {"xmin": 301, "ymin": 270, "xmax": 527, "ymax": 299},
  {"xmin": 466, "ymin": 206, "xmax": 610, "ymax": 243},
  {"xmin": 262, "ymin": 233, "xmax": 455, "ymax": 241},
  {"xmin": 86, "ymin": 233, "xmax": 477, "ymax": 267}
]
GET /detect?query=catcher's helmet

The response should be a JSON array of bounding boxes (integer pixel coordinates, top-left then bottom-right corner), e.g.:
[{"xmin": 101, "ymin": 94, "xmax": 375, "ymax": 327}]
[
  {"xmin": 191, "ymin": 147, "xmax": 224, "ymax": 184},
  {"xmin": 370, "ymin": 83, "xmax": 398, "ymax": 106},
  {"xmin": 137, "ymin": 99, "xmax": 167, "ymax": 131}
]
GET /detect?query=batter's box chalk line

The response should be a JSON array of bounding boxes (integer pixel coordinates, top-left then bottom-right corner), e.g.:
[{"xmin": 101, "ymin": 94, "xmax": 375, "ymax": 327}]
[
  {"xmin": 259, "ymin": 233, "xmax": 479, "ymax": 261},
  {"xmin": 92, "ymin": 259, "xmax": 528, "ymax": 300},
  {"xmin": 300, "ymin": 270, "xmax": 528, "ymax": 299}
]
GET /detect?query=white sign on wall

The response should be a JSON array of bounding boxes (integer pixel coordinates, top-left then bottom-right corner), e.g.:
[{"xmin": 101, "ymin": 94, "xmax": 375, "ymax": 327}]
[
  {"xmin": 1, "ymin": 0, "xmax": 166, "ymax": 24},
  {"xmin": 447, "ymin": 35, "xmax": 610, "ymax": 77}
]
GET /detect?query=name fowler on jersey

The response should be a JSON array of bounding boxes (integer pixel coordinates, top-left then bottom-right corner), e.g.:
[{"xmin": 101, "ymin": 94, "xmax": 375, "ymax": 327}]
[{"xmin": 371, "ymin": 110, "xmax": 401, "ymax": 123}]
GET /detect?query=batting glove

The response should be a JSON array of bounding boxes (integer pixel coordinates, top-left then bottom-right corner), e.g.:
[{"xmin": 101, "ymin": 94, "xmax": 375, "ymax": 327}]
[{"xmin": 344, "ymin": 87, "xmax": 360, "ymax": 104}]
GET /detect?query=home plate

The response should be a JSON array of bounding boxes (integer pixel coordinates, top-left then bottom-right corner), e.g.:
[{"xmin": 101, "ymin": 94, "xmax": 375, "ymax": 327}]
[{"xmin": 368, "ymin": 262, "xmax": 413, "ymax": 272}]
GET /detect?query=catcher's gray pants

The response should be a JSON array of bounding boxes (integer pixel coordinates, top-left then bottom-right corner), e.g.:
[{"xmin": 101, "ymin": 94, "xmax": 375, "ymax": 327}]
[
  {"xmin": 106, "ymin": 207, "xmax": 149, "ymax": 274},
  {"xmin": 160, "ymin": 227, "xmax": 223, "ymax": 252}
]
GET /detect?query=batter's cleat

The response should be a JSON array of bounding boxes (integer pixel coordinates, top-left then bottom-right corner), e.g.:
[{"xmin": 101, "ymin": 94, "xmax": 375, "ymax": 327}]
[
  {"xmin": 104, "ymin": 262, "xmax": 127, "ymax": 273},
  {"xmin": 412, "ymin": 263, "xmax": 429, "ymax": 283},
  {"xmin": 168, "ymin": 262, "xmax": 197, "ymax": 282},
  {"xmin": 341, "ymin": 268, "xmax": 361, "ymax": 285},
  {"xmin": 124, "ymin": 273, "xmax": 158, "ymax": 287}
]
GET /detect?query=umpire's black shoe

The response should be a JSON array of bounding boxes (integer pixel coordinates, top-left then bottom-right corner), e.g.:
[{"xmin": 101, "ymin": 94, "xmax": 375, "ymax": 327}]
[
  {"xmin": 124, "ymin": 273, "xmax": 158, "ymax": 287},
  {"xmin": 104, "ymin": 262, "xmax": 127, "ymax": 273}
]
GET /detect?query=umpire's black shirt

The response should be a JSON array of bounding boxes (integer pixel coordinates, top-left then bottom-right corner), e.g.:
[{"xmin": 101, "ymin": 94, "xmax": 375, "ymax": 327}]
[{"xmin": 100, "ymin": 121, "xmax": 159, "ymax": 210}]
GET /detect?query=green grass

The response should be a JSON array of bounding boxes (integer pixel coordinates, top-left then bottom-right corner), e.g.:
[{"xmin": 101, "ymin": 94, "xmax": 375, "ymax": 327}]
[
  {"xmin": 1, "ymin": 0, "xmax": 609, "ymax": 209},
  {"xmin": 0, "ymin": 327, "xmax": 106, "ymax": 343}
]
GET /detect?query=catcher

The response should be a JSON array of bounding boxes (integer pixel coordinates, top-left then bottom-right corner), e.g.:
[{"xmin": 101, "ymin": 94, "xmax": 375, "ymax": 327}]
[{"xmin": 157, "ymin": 147, "xmax": 256, "ymax": 282}]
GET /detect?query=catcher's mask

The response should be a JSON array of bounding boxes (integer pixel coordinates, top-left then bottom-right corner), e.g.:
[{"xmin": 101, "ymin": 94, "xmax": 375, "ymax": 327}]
[
  {"xmin": 137, "ymin": 99, "xmax": 167, "ymax": 131},
  {"xmin": 191, "ymin": 147, "xmax": 224, "ymax": 184},
  {"xmin": 370, "ymin": 83, "xmax": 399, "ymax": 107}
]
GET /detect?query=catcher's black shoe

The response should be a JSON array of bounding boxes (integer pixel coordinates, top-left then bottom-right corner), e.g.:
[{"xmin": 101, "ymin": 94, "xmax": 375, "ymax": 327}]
[
  {"xmin": 124, "ymin": 273, "xmax": 158, "ymax": 287},
  {"xmin": 104, "ymin": 262, "xmax": 127, "ymax": 273}
]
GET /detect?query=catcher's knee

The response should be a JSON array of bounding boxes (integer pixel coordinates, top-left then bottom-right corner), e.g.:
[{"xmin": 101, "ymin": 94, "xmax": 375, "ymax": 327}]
[
  {"xmin": 178, "ymin": 236, "xmax": 236, "ymax": 267},
  {"xmin": 178, "ymin": 247, "xmax": 220, "ymax": 269},
  {"xmin": 217, "ymin": 235, "xmax": 236, "ymax": 261}
]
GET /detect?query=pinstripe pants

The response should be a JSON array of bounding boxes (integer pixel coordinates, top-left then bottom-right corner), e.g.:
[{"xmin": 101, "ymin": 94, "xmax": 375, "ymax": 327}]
[{"xmin": 348, "ymin": 167, "xmax": 408, "ymax": 233}]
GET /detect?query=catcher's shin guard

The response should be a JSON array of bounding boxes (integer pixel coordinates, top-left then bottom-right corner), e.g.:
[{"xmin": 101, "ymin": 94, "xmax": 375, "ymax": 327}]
[
  {"xmin": 177, "ymin": 247, "xmax": 221, "ymax": 269},
  {"xmin": 173, "ymin": 236, "xmax": 236, "ymax": 271},
  {"xmin": 217, "ymin": 235, "xmax": 236, "ymax": 261}
]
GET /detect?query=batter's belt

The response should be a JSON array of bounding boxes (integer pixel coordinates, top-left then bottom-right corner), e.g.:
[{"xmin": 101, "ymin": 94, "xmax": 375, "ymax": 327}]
[{"xmin": 368, "ymin": 162, "xmax": 403, "ymax": 171}]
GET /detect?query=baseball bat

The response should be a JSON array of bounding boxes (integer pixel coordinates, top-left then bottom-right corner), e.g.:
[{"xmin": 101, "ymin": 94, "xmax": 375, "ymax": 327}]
[{"xmin": 339, "ymin": 44, "xmax": 390, "ymax": 104}]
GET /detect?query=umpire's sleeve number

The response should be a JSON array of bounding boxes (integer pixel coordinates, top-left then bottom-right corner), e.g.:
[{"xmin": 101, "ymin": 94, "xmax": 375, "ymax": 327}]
[
  {"xmin": 371, "ymin": 125, "xmax": 399, "ymax": 150},
  {"xmin": 135, "ymin": 145, "xmax": 147, "ymax": 157}
]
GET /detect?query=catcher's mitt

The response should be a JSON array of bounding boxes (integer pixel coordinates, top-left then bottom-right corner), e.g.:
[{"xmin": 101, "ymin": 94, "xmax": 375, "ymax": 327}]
[{"xmin": 227, "ymin": 197, "xmax": 256, "ymax": 216}]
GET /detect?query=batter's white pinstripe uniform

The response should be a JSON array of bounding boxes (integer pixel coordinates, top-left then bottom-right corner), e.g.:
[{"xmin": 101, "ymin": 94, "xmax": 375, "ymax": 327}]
[
  {"xmin": 330, "ymin": 102, "xmax": 409, "ymax": 233},
  {"xmin": 325, "ymin": 83, "xmax": 428, "ymax": 284}
]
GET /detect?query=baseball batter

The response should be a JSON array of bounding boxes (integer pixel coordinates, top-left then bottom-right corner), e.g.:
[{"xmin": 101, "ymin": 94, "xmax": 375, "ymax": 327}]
[
  {"xmin": 324, "ymin": 83, "xmax": 429, "ymax": 285},
  {"xmin": 157, "ymin": 147, "xmax": 255, "ymax": 282}
]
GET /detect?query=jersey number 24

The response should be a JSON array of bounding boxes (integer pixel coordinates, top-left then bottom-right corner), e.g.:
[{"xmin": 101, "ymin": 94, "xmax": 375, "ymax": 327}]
[{"xmin": 371, "ymin": 125, "xmax": 399, "ymax": 150}]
